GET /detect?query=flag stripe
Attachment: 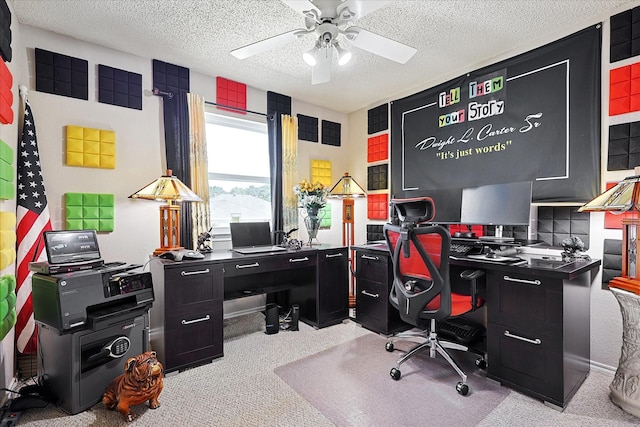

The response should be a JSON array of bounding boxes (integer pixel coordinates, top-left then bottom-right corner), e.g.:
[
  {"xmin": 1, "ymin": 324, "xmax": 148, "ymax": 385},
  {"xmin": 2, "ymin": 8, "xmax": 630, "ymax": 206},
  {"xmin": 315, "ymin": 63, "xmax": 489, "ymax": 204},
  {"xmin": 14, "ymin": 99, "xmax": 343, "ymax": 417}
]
[{"xmin": 15, "ymin": 100, "xmax": 51, "ymax": 354}]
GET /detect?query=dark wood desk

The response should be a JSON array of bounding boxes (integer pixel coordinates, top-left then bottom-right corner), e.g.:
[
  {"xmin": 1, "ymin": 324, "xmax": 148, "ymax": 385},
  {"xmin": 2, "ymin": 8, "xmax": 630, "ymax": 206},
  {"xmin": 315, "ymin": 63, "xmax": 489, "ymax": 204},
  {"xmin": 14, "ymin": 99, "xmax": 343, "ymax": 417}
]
[
  {"xmin": 149, "ymin": 245, "xmax": 348, "ymax": 373},
  {"xmin": 352, "ymin": 243, "xmax": 601, "ymax": 410}
]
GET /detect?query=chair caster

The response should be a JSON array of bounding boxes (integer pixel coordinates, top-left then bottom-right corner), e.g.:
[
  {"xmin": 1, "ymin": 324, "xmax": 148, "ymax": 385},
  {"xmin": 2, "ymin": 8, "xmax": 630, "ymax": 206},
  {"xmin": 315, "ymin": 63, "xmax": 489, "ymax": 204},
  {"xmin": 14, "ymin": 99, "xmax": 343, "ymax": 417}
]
[
  {"xmin": 475, "ymin": 357, "xmax": 487, "ymax": 369},
  {"xmin": 456, "ymin": 382, "xmax": 469, "ymax": 396},
  {"xmin": 385, "ymin": 342, "xmax": 394, "ymax": 352},
  {"xmin": 390, "ymin": 367, "xmax": 401, "ymax": 380}
]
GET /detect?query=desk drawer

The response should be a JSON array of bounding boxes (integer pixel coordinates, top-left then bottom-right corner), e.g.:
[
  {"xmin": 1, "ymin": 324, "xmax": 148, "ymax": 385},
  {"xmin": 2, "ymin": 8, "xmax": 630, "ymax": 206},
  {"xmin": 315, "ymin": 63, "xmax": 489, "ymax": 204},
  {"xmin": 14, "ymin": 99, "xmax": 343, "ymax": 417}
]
[
  {"xmin": 223, "ymin": 254, "xmax": 316, "ymax": 277},
  {"xmin": 164, "ymin": 307, "xmax": 223, "ymax": 370},
  {"xmin": 487, "ymin": 322, "xmax": 563, "ymax": 405},
  {"xmin": 165, "ymin": 264, "xmax": 223, "ymax": 312},
  {"xmin": 355, "ymin": 251, "xmax": 389, "ymax": 284},
  {"xmin": 486, "ymin": 271, "xmax": 562, "ymax": 337},
  {"xmin": 356, "ymin": 279, "xmax": 389, "ymax": 333}
]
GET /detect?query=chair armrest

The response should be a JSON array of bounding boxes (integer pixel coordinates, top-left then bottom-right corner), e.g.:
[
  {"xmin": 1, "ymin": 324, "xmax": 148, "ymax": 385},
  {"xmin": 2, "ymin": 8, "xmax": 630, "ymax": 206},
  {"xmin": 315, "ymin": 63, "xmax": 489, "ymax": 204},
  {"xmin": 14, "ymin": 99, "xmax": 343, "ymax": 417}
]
[{"xmin": 460, "ymin": 269, "xmax": 485, "ymax": 311}]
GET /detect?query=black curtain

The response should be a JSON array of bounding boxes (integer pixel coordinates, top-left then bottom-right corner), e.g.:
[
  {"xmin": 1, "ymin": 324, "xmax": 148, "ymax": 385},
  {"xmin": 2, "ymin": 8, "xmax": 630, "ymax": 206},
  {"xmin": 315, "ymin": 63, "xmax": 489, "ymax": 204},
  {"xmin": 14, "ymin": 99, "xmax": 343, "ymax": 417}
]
[
  {"xmin": 267, "ymin": 112, "xmax": 284, "ymax": 243},
  {"xmin": 161, "ymin": 89, "xmax": 193, "ymax": 248}
]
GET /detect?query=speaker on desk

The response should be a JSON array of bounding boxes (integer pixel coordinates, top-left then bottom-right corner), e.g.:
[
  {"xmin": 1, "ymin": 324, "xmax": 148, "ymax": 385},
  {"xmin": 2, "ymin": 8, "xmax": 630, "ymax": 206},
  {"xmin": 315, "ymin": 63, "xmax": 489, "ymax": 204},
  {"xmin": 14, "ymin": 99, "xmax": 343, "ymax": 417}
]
[
  {"xmin": 290, "ymin": 304, "xmax": 299, "ymax": 331},
  {"xmin": 265, "ymin": 303, "xmax": 279, "ymax": 335}
]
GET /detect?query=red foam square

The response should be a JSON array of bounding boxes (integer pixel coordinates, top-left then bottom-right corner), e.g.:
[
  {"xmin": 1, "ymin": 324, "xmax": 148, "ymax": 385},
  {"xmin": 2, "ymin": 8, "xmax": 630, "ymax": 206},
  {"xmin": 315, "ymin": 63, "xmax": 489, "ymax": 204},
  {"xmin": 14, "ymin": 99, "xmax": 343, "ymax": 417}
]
[
  {"xmin": 367, "ymin": 134, "xmax": 388, "ymax": 162},
  {"xmin": 611, "ymin": 81, "xmax": 631, "ymax": 99},
  {"xmin": 0, "ymin": 60, "xmax": 13, "ymax": 124},
  {"xmin": 216, "ymin": 76, "xmax": 247, "ymax": 114},
  {"xmin": 367, "ymin": 193, "xmax": 388, "ymax": 220},
  {"xmin": 611, "ymin": 66, "xmax": 631, "ymax": 83},
  {"xmin": 610, "ymin": 97, "xmax": 630, "ymax": 116}
]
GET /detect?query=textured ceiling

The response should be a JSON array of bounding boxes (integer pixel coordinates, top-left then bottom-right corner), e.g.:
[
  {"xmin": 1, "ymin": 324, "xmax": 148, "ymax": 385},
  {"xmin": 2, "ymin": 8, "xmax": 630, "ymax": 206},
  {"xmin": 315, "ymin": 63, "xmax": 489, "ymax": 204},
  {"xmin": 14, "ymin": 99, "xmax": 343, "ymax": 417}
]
[{"xmin": 11, "ymin": 0, "xmax": 639, "ymax": 113}]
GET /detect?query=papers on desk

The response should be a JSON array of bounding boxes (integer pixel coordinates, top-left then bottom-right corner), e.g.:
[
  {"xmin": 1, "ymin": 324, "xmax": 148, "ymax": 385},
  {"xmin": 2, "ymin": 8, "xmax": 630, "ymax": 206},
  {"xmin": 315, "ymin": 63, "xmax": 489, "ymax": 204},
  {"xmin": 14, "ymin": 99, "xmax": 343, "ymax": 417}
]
[{"xmin": 465, "ymin": 254, "xmax": 525, "ymax": 264}]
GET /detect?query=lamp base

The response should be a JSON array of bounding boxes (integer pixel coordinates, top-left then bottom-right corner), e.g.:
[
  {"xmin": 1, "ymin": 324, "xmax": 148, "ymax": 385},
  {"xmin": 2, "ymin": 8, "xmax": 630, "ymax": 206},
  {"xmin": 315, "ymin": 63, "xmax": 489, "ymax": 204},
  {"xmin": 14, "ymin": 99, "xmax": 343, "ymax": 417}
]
[
  {"xmin": 349, "ymin": 293, "xmax": 356, "ymax": 309},
  {"xmin": 153, "ymin": 246, "xmax": 184, "ymax": 256}
]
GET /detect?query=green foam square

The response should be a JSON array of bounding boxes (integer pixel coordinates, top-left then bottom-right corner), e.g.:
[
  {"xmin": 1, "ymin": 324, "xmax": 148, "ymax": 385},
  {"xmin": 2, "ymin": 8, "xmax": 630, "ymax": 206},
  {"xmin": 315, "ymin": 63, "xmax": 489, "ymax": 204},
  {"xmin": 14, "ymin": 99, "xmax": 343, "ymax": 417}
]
[
  {"xmin": 98, "ymin": 219, "xmax": 114, "ymax": 232},
  {"xmin": 65, "ymin": 205, "xmax": 83, "ymax": 219},
  {"xmin": 82, "ymin": 206, "xmax": 100, "ymax": 219},
  {"xmin": 0, "ymin": 159, "xmax": 12, "ymax": 182},
  {"xmin": 320, "ymin": 205, "xmax": 331, "ymax": 228},
  {"xmin": 99, "ymin": 194, "xmax": 114, "ymax": 207},
  {"xmin": 0, "ymin": 140, "xmax": 12, "ymax": 164},
  {"xmin": 98, "ymin": 206, "xmax": 114, "ymax": 219},
  {"xmin": 83, "ymin": 219, "xmax": 99, "ymax": 230},
  {"xmin": 66, "ymin": 219, "xmax": 84, "ymax": 230},
  {"xmin": 83, "ymin": 193, "xmax": 100, "ymax": 206},
  {"xmin": 0, "ymin": 181, "xmax": 13, "ymax": 200},
  {"xmin": 65, "ymin": 193, "xmax": 84, "ymax": 206}
]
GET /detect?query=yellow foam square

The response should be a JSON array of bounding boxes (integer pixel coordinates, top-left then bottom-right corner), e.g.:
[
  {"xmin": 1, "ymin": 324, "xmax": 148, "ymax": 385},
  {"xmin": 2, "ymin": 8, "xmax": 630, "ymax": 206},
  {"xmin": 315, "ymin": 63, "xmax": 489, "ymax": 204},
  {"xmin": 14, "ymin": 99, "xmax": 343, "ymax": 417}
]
[
  {"xmin": 100, "ymin": 131, "xmax": 115, "ymax": 143},
  {"xmin": 67, "ymin": 138, "xmax": 84, "ymax": 153},
  {"xmin": 100, "ymin": 156, "xmax": 115, "ymax": 169},
  {"xmin": 84, "ymin": 128, "xmax": 100, "ymax": 141},
  {"xmin": 311, "ymin": 159, "xmax": 332, "ymax": 187},
  {"xmin": 66, "ymin": 152, "xmax": 84, "ymax": 166},
  {"xmin": 100, "ymin": 142, "xmax": 115, "ymax": 156},
  {"xmin": 66, "ymin": 125, "xmax": 84, "ymax": 140},
  {"xmin": 83, "ymin": 154, "xmax": 101, "ymax": 167},
  {"xmin": 84, "ymin": 140, "xmax": 100, "ymax": 154}
]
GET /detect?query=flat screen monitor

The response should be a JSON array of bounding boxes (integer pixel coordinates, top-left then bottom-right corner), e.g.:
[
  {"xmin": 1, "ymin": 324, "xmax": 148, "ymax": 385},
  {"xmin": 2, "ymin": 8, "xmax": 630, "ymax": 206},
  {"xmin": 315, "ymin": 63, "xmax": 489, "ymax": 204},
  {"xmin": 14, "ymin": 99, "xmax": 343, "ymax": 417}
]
[
  {"xmin": 425, "ymin": 188, "xmax": 463, "ymax": 224},
  {"xmin": 460, "ymin": 181, "xmax": 533, "ymax": 226}
]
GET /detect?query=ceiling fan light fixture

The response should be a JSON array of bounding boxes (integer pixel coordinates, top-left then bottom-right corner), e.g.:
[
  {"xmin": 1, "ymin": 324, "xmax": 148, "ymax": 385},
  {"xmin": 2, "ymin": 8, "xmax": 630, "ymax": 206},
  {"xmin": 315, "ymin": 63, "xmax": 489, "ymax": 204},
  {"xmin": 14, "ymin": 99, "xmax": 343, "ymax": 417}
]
[
  {"xmin": 335, "ymin": 42, "xmax": 352, "ymax": 66},
  {"xmin": 303, "ymin": 47, "xmax": 317, "ymax": 66}
]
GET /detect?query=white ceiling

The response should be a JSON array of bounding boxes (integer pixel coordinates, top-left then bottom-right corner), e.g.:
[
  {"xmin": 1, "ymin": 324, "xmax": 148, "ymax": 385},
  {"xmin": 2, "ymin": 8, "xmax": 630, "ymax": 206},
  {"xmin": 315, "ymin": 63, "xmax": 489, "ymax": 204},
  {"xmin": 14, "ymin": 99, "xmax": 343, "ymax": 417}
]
[{"xmin": 10, "ymin": 0, "xmax": 640, "ymax": 113}]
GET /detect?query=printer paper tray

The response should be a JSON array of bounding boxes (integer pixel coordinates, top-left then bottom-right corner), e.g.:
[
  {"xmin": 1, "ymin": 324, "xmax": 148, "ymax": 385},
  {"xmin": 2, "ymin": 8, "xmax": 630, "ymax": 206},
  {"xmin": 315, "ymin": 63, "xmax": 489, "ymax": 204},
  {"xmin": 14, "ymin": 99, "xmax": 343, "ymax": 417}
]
[{"xmin": 87, "ymin": 303, "xmax": 149, "ymax": 330}]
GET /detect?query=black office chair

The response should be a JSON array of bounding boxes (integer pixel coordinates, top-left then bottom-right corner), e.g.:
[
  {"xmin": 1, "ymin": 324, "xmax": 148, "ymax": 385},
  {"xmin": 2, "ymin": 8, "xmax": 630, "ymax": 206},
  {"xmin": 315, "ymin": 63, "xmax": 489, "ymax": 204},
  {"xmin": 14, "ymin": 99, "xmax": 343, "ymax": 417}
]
[{"xmin": 383, "ymin": 197, "xmax": 486, "ymax": 395}]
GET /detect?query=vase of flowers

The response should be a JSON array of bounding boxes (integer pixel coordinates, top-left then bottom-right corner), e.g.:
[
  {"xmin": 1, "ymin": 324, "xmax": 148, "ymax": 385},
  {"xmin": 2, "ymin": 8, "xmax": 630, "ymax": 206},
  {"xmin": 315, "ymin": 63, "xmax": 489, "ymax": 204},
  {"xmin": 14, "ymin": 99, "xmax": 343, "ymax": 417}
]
[{"xmin": 294, "ymin": 179, "xmax": 330, "ymax": 246}]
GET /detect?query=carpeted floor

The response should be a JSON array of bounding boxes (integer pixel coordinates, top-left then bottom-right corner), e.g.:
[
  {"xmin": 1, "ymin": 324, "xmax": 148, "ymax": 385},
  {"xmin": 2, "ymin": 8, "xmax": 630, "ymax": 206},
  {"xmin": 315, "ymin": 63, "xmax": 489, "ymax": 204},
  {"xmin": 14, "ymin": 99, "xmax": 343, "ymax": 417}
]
[{"xmin": 10, "ymin": 314, "xmax": 640, "ymax": 426}]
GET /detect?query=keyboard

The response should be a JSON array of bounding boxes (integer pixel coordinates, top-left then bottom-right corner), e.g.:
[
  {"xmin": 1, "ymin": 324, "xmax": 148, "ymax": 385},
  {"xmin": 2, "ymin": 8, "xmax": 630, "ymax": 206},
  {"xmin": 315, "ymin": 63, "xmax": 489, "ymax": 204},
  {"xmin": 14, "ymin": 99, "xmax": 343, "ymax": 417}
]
[
  {"xmin": 437, "ymin": 318, "xmax": 485, "ymax": 345},
  {"xmin": 450, "ymin": 243, "xmax": 475, "ymax": 256}
]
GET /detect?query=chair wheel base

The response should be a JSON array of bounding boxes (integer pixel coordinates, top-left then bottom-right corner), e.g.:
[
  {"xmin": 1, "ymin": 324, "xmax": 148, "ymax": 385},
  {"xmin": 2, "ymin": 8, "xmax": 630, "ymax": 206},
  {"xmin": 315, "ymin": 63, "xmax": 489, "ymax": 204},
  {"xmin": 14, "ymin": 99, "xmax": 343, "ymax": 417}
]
[
  {"xmin": 475, "ymin": 357, "xmax": 487, "ymax": 369},
  {"xmin": 390, "ymin": 367, "xmax": 401, "ymax": 380},
  {"xmin": 456, "ymin": 382, "xmax": 469, "ymax": 395},
  {"xmin": 385, "ymin": 342, "xmax": 394, "ymax": 352}
]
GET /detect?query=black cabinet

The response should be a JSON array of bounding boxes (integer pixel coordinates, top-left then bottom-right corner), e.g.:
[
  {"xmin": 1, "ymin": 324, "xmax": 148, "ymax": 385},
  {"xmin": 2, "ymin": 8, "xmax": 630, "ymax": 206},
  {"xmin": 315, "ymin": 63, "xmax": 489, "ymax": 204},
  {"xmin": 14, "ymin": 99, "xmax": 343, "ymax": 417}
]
[
  {"xmin": 150, "ymin": 261, "xmax": 224, "ymax": 373},
  {"xmin": 354, "ymin": 248, "xmax": 409, "ymax": 335},
  {"xmin": 485, "ymin": 270, "xmax": 591, "ymax": 409},
  {"xmin": 316, "ymin": 248, "xmax": 349, "ymax": 327}
]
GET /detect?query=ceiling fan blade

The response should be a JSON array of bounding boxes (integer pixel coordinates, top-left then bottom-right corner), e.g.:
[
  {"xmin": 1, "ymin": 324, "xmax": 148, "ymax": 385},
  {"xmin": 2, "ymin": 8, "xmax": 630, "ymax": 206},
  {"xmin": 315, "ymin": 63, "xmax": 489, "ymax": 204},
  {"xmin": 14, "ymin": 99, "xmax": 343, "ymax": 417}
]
[
  {"xmin": 230, "ymin": 30, "xmax": 300, "ymax": 59},
  {"xmin": 345, "ymin": 26, "xmax": 417, "ymax": 64},
  {"xmin": 337, "ymin": 0, "xmax": 391, "ymax": 21},
  {"xmin": 312, "ymin": 46, "xmax": 332, "ymax": 85},
  {"xmin": 281, "ymin": 0, "xmax": 320, "ymax": 19}
]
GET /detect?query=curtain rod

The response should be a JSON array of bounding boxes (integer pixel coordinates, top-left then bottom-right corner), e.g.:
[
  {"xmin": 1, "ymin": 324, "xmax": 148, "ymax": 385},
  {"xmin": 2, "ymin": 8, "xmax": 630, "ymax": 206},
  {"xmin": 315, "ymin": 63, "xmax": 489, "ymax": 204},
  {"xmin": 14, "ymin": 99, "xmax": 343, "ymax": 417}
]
[{"xmin": 204, "ymin": 100, "xmax": 267, "ymax": 117}]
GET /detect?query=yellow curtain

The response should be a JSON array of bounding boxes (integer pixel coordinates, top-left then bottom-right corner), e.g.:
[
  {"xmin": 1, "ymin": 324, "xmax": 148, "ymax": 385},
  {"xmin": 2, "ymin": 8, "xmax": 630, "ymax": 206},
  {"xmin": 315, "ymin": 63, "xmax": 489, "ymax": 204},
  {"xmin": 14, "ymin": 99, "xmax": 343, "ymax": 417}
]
[
  {"xmin": 187, "ymin": 93, "xmax": 210, "ymax": 249},
  {"xmin": 282, "ymin": 115, "xmax": 298, "ymax": 234}
]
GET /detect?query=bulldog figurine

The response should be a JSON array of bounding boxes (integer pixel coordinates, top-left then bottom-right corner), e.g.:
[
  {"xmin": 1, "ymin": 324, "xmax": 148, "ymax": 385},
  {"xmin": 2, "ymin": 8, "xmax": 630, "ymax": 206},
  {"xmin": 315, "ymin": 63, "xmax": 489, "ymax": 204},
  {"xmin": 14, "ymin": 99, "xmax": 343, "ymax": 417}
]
[{"xmin": 103, "ymin": 351, "xmax": 164, "ymax": 422}]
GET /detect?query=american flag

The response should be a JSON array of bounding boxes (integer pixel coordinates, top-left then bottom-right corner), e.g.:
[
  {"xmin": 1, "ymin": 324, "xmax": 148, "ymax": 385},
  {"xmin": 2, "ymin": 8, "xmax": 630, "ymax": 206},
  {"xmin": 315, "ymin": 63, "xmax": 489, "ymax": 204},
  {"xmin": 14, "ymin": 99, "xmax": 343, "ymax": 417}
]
[{"xmin": 15, "ymin": 100, "xmax": 51, "ymax": 354}]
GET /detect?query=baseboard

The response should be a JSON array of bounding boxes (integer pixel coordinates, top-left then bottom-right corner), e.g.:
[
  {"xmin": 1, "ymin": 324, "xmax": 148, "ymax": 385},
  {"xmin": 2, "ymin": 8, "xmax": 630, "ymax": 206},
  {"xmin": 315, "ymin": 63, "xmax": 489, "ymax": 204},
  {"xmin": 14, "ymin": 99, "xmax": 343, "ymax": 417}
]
[{"xmin": 591, "ymin": 360, "xmax": 616, "ymax": 374}]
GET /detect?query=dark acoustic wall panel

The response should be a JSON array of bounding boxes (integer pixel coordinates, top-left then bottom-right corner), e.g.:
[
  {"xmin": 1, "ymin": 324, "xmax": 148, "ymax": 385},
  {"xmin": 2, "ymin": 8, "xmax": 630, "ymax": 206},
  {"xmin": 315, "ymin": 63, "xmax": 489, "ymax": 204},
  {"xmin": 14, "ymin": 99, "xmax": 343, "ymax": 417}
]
[
  {"xmin": 602, "ymin": 239, "xmax": 622, "ymax": 290},
  {"xmin": 367, "ymin": 103, "xmax": 388, "ymax": 134},
  {"xmin": 98, "ymin": 64, "xmax": 142, "ymax": 110},
  {"xmin": 152, "ymin": 59, "xmax": 189, "ymax": 94},
  {"xmin": 298, "ymin": 114, "xmax": 318, "ymax": 142},
  {"xmin": 608, "ymin": 121, "xmax": 640, "ymax": 170},
  {"xmin": 485, "ymin": 225, "xmax": 529, "ymax": 241},
  {"xmin": 321, "ymin": 120, "xmax": 341, "ymax": 146},
  {"xmin": 267, "ymin": 91, "xmax": 291, "ymax": 115},
  {"xmin": 537, "ymin": 206, "xmax": 590, "ymax": 248},
  {"xmin": 35, "ymin": 48, "xmax": 88, "ymax": 100},
  {"xmin": 367, "ymin": 164, "xmax": 388, "ymax": 191},
  {"xmin": 610, "ymin": 6, "xmax": 640, "ymax": 63},
  {"xmin": 0, "ymin": 0, "xmax": 11, "ymax": 62},
  {"xmin": 366, "ymin": 224, "xmax": 384, "ymax": 243}
]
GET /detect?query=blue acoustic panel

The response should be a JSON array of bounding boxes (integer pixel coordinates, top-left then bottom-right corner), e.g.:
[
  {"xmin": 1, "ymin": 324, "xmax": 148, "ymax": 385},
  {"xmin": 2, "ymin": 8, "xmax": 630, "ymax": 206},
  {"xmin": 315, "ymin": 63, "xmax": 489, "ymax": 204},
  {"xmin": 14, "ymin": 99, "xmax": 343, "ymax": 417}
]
[
  {"xmin": 35, "ymin": 48, "xmax": 88, "ymax": 100},
  {"xmin": 367, "ymin": 164, "xmax": 388, "ymax": 191},
  {"xmin": 368, "ymin": 103, "xmax": 388, "ymax": 134},
  {"xmin": 152, "ymin": 59, "xmax": 189, "ymax": 94},
  {"xmin": 610, "ymin": 6, "xmax": 640, "ymax": 63},
  {"xmin": 298, "ymin": 114, "xmax": 318, "ymax": 142},
  {"xmin": 321, "ymin": 120, "xmax": 341, "ymax": 147},
  {"xmin": 98, "ymin": 64, "xmax": 142, "ymax": 110},
  {"xmin": 0, "ymin": 0, "xmax": 11, "ymax": 62},
  {"xmin": 267, "ymin": 91, "xmax": 291, "ymax": 115},
  {"xmin": 608, "ymin": 121, "xmax": 640, "ymax": 170}
]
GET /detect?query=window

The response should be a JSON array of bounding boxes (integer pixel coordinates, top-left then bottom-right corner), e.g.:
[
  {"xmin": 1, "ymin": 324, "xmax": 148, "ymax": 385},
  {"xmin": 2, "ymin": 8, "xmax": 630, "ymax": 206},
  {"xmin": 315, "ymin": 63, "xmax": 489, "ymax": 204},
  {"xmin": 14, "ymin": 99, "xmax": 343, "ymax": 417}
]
[{"xmin": 205, "ymin": 110, "xmax": 271, "ymax": 227}]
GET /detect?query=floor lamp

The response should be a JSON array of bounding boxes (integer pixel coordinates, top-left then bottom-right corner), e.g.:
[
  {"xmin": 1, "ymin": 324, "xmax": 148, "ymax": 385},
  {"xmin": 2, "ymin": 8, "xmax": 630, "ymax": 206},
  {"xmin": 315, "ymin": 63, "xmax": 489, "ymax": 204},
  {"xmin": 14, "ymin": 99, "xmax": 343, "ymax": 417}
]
[
  {"xmin": 129, "ymin": 169, "xmax": 202, "ymax": 256},
  {"xmin": 329, "ymin": 172, "xmax": 366, "ymax": 308},
  {"xmin": 579, "ymin": 172, "xmax": 640, "ymax": 417}
]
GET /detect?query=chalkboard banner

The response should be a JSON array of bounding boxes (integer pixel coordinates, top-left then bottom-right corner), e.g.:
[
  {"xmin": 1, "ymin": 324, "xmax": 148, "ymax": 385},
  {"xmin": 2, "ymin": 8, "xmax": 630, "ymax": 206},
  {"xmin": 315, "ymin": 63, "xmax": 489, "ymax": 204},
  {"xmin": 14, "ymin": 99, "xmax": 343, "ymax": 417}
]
[{"xmin": 391, "ymin": 26, "xmax": 601, "ymax": 203}]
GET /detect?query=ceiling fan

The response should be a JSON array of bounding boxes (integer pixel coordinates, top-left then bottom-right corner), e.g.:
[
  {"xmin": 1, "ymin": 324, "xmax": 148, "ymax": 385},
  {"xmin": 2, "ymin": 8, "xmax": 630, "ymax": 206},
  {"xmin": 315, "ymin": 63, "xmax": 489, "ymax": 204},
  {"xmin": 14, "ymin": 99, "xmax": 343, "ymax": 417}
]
[{"xmin": 230, "ymin": 0, "xmax": 417, "ymax": 85}]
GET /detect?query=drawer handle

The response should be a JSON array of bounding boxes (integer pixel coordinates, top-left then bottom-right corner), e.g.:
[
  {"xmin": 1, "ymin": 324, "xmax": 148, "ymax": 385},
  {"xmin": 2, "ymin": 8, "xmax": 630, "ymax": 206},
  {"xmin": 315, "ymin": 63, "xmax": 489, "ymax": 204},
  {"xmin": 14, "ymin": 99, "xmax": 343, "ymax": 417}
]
[
  {"xmin": 181, "ymin": 268, "xmax": 210, "ymax": 276},
  {"xmin": 325, "ymin": 253, "xmax": 343, "ymax": 258},
  {"xmin": 289, "ymin": 257, "xmax": 309, "ymax": 263},
  {"xmin": 361, "ymin": 254, "xmax": 379, "ymax": 260},
  {"xmin": 503, "ymin": 275, "xmax": 541, "ymax": 286},
  {"xmin": 361, "ymin": 290, "xmax": 379, "ymax": 298},
  {"xmin": 236, "ymin": 262, "xmax": 260, "ymax": 269},
  {"xmin": 504, "ymin": 330, "xmax": 542, "ymax": 345},
  {"xmin": 182, "ymin": 315, "xmax": 211, "ymax": 325}
]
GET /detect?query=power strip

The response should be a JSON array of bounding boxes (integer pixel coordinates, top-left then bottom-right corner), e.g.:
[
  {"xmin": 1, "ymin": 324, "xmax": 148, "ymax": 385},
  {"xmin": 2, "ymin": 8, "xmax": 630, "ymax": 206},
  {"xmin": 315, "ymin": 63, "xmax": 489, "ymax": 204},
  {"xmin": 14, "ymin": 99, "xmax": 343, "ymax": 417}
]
[{"xmin": 0, "ymin": 401, "xmax": 21, "ymax": 427}]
